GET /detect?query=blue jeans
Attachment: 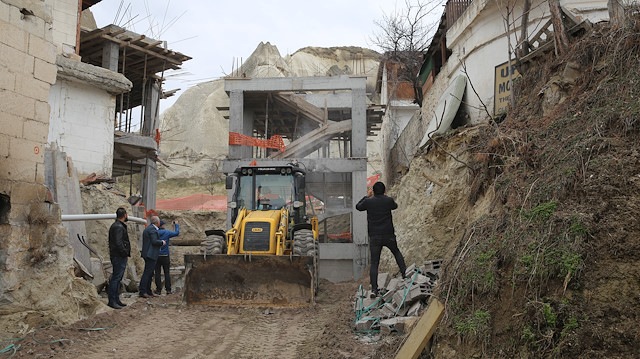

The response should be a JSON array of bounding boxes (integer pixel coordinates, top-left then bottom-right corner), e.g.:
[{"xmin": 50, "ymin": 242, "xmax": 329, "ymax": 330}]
[
  {"xmin": 108, "ymin": 256, "xmax": 128, "ymax": 304},
  {"xmin": 139, "ymin": 258, "xmax": 157, "ymax": 295}
]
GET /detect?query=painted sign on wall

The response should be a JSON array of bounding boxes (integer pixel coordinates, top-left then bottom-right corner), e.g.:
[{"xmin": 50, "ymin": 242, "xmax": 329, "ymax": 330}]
[{"xmin": 494, "ymin": 61, "xmax": 521, "ymax": 115}]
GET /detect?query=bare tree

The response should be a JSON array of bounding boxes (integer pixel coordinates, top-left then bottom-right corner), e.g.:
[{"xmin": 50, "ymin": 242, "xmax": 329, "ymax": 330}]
[
  {"xmin": 548, "ymin": 0, "xmax": 569, "ymax": 55},
  {"xmin": 371, "ymin": 0, "xmax": 443, "ymax": 105}
]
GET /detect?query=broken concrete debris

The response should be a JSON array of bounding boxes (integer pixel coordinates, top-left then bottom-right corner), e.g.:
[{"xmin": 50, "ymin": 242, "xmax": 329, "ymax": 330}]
[{"xmin": 353, "ymin": 259, "xmax": 442, "ymax": 335}]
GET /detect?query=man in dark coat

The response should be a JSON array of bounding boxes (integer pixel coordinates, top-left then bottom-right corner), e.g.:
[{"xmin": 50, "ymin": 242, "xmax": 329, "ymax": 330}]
[
  {"xmin": 356, "ymin": 181, "xmax": 407, "ymax": 295},
  {"xmin": 139, "ymin": 216, "xmax": 165, "ymax": 298},
  {"xmin": 107, "ymin": 207, "xmax": 131, "ymax": 309}
]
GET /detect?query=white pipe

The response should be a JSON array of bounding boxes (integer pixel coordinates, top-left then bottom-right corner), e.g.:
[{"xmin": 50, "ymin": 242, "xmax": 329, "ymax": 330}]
[{"xmin": 61, "ymin": 214, "xmax": 147, "ymax": 224}]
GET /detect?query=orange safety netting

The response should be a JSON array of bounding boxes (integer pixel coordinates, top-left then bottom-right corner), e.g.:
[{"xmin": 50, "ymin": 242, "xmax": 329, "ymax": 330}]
[
  {"xmin": 156, "ymin": 194, "xmax": 227, "ymax": 211},
  {"xmin": 229, "ymin": 132, "xmax": 286, "ymax": 152}
]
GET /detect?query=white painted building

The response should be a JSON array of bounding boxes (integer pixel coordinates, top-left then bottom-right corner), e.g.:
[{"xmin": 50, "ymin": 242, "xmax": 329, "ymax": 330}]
[
  {"xmin": 428, "ymin": 0, "xmax": 609, "ymax": 124},
  {"xmin": 46, "ymin": 0, "xmax": 130, "ymax": 178}
]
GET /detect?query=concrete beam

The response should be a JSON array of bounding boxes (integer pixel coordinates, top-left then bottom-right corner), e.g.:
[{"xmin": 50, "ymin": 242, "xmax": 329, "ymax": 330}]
[
  {"xmin": 55, "ymin": 55, "xmax": 131, "ymax": 94},
  {"xmin": 225, "ymin": 75, "xmax": 366, "ymax": 92},
  {"xmin": 222, "ymin": 158, "xmax": 366, "ymax": 173},
  {"xmin": 318, "ymin": 243, "xmax": 355, "ymax": 260},
  {"xmin": 298, "ymin": 92, "xmax": 354, "ymax": 109},
  {"xmin": 113, "ymin": 133, "xmax": 157, "ymax": 150}
]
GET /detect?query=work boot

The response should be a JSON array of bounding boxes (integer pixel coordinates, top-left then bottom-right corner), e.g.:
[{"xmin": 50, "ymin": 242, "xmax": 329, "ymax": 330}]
[{"xmin": 107, "ymin": 302, "xmax": 123, "ymax": 310}]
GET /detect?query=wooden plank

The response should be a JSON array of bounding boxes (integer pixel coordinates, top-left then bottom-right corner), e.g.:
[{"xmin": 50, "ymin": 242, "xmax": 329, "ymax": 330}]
[
  {"xmin": 394, "ymin": 298, "xmax": 445, "ymax": 359},
  {"xmin": 102, "ymin": 34, "xmax": 183, "ymax": 65}
]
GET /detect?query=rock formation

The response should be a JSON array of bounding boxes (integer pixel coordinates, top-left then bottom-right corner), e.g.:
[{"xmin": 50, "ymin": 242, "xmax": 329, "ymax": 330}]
[{"xmin": 159, "ymin": 42, "xmax": 381, "ymax": 182}]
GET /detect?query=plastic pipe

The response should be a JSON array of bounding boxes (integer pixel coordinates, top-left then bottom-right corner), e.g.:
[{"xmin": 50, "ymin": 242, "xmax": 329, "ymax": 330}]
[{"xmin": 61, "ymin": 213, "xmax": 147, "ymax": 224}]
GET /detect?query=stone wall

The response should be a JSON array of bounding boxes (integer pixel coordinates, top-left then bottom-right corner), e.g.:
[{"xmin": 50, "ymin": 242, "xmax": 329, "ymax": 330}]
[
  {"xmin": 0, "ymin": 0, "xmax": 101, "ymax": 338},
  {"xmin": 382, "ymin": 61, "xmax": 454, "ymax": 185}
]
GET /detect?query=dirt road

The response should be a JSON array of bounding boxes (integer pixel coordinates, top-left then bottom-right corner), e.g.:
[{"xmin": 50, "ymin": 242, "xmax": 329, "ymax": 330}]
[{"xmin": 10, "ymin": 281, "xmax": 404, "ymax": 358}]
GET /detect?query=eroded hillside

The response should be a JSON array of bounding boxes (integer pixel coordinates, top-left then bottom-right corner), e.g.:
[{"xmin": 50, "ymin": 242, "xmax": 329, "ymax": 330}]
[{"xmin": 379, "ymin": 18, "xmax": 640, "ymax": 358}]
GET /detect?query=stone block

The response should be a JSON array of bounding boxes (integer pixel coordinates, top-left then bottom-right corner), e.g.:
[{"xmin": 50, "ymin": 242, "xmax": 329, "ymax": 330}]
[
  {"xmin": 377, "ymin": 272, "xmax": 390, "ymax": 289},
  {"xmin": 414, "ymin": 274, "xmax": 432, "ymax": 285},
  {"xmin": 407, "ymin": 301, "xmax": 422, "ymax": 317},
  {"xmin": 9, "ymin": 137, "xmax": 44, "ymax": 162},
  {"xmin": 0, "ymin": 89, "xmax": 36, "ymax": 118},
  {"xmin": 386, "ymin": 277, "xmax": 401, "ymax": 292},
  {"xmin": 0, "ymin": 1, "xmax": 10, "ymax": 22},
  {"xmin": 382, "ymin": 288, "xmax": 395, "ymax": 302},
  {"xmin": 2, "ymin": 112, "xmax": 23, "ymax": 137},
  {"xmin": 15, "ymin": 75, "xmax": 50, "ymax": 102},
  {"xmin": 394, "ymin": 316, "xmax": 419, "ymax": 334},
  {"xmin": 34, "ymin": 100, "xmax": 50, "ymax": 123},
  {"xmin": 355, "ymin": 318, "xmax": 376, "ymax": 332},
  {"xmin": 33, "ymin": 57, "xmax": 56, "ymax": 84},
  {"xmin": 0, "ymin": 21, "xmax": 27, "ymax": 51},
  {"xmin": 405, "ymin": 284, "xmax": 431, "ymax": 303},
  {"xmin": 28, "ymin": 33, "xmax": 55, "ymax": 63},
  {"xmin": 355, "ymin": 297, "xmax": 377, "ymax": 312},
  {"xmin": 9, "ymin": 182, "xmax": 48, "ymax": 204},
  {"xmin": 0, "ymin": 42, "xmax": 31, "ymax": 74},
  {"xmin": 0, "ymin": 134, "xmax": 9, "ymax": 157},
  {"xmin": 8, "ymin": 202, "xmax": 29, "ymax": 222},
  {"xmin": 35, "ymin": 161, "xmax": 45, "ymax": 184},
  {"xmin": 405, "ymin": 263, "xmax": 417, "ymax": 278},
  {"xmin": 422, "ymin": 259, "xmax": 443, "ymax": 273},
  {"xmin": 380, "ymin": 302, "xmax": 397, "ymax": 318},
  {"xmin": 0, "ymin": 68, "xmax": 16, "ymax": 91},
  {"xmin": 90, "ymin": 257, "xmax": 106, "ymax": 289},
  {"xmin": 0, "ymin": 156, "xmax": 37, "ymax": 182},
  {"xmin": 380, "ymin": 318, "xmax": 398, "ymax": 335},
  {"xmin": 22, "ymin": 119, "xmax": 48, "ymax": 143}
]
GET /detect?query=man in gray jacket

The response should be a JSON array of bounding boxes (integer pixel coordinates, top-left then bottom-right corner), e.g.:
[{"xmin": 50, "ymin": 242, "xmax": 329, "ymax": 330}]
[{"xmin": 139, "ymin": 216, "xmax": 165, "ymax": 298}]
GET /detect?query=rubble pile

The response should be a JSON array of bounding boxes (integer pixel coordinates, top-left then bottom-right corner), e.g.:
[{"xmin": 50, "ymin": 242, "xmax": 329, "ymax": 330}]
[{"xmin": 353, "ymin": 259, "xmax": 442, "ymax": 335}]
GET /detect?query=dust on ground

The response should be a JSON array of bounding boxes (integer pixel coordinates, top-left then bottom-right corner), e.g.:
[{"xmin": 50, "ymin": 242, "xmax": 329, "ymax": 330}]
[{"xmin": 7, "ymin": 279, "xmax": 405, "ymax": 359}]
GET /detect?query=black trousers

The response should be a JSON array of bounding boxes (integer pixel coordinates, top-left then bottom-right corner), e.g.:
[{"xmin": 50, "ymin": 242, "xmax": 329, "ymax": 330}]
[
  {"xmin": 154, "ymin": 255, "xmax": 171, "ymax": 292},
  {"xmin": 139, "ymin": 257, "xmax": 156, "ymax": 295},
  {"xmin": 370, "ymin": 235, "xmax": 407, "ymax": 292}
]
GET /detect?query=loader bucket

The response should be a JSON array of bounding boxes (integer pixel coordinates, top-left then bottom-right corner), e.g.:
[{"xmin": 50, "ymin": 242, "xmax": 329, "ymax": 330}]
[{"xmin": 183, "ymin": 254, "xmax": 316, "ymax": 306}]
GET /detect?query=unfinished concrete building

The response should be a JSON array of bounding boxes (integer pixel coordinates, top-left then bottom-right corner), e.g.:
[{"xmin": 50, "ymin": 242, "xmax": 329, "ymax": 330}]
[{"xmin": 222, "ymin": 76, "xmax": 384, "ymax": 282}]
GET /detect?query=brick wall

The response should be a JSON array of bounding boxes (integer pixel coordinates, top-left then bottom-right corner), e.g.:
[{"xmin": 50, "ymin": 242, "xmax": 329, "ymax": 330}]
[
  {"xmin": 51, "ymin": 0, "xmax": 79, "ymax": 55},
  {"xmin": 0, "ymin": 0, "xmax": 57, "ymax": 185}
]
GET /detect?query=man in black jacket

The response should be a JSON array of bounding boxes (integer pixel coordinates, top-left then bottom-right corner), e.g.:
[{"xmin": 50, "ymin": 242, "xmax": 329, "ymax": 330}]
[
  {"xmin": 356, "ymin": 182, "xmax": 407, "ymax": 295},
  {"xmin": 107, "ymin": 207, "xmax": 131, "ymax": 309}
]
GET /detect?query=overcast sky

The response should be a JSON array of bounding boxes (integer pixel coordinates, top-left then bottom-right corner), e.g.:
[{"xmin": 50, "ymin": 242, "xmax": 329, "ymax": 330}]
[{"xmin": 90, "ymin": 0, "xmax": 443, "ymax": 112}]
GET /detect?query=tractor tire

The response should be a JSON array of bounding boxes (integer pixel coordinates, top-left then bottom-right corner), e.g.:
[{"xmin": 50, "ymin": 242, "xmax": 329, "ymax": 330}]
[
  {"xmin": 293, "ymin": 229, "xmax": 320, "ymax": 293},
  {"xmin": 293, "ymin": 229, "xmax": 317, "ymax": 258},
  {"xmin": 200, "ymin": 234, "xmax": 226, "ymax": 255}
]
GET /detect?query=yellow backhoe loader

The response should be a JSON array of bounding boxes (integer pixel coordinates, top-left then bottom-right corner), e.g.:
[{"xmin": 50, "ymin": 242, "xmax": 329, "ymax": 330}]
[{"xmin": 183, "ymin": 165, "xmax": 319, "ymax": 306}]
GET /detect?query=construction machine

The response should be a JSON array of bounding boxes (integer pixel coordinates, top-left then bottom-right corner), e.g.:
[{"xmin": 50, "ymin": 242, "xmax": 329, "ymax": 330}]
[{"xmin": 183, "ymin": 164, "xmax": 319, "ymax": 306}]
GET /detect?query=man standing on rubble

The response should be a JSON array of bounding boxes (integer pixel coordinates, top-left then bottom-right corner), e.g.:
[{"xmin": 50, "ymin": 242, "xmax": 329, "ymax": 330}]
[
  {"xmin": 107, "ymin": 207, "xmax": 131, "ymax": 309},
  {"xmin": 139, "ymin": 216, "xmax": 165, "ymax": 298},
  {"xmin": 356, "ymin": 181, "xmax": 407, "ymax": 296}
]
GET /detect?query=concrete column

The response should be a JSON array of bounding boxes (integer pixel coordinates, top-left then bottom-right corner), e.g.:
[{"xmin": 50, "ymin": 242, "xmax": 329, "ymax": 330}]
[
  {"xmin": 142, "ymin": 81, "xmax": 160, "ymax": 136},
  {"xmin": 351, "ymin": 87, "xmax": 367, "ymax": 158},
  {"xmin": 352, "ymin": 169, "xmax": 368, "ymax": 281},
  {"xmin": 242, "ymin": 110, "xmax": 254, "ymax": 158},
  {"xmin": 101, "ymin": 41, "xmax": 119, "ymax": 72},
  {"xmin": 140, "ymin": 159, "xmax": 157, "ymax": 211},
  {"xmin": 229, "ymin": 90, "xmax": 244, "ymax": 159}
]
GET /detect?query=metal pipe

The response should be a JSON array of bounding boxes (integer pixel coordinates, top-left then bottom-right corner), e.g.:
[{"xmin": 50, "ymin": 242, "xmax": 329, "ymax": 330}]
[{"xmin": 61, "ymin": 214, "xmax": 147, "ymax": 224}]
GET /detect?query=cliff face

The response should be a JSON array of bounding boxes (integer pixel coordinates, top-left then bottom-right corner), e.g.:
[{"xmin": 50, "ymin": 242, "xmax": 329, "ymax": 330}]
[{"xmin": 159, "ymin": 42, "xmax": 381, "ymax": 181}]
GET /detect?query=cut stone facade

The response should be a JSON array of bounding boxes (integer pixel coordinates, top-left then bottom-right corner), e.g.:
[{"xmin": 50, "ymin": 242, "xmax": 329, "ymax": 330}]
[{"xmin": 0, "ymin": 0, "xmax": 101, "ymax": 338}]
